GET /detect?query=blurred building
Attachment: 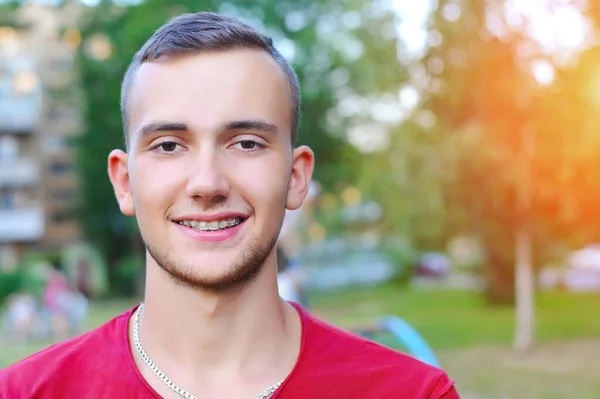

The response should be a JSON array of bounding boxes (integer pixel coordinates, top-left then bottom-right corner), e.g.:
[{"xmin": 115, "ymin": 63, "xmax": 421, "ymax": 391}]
[{"xmin": 0, "ymin": 4, "xmax": 83, "ymax": 268}]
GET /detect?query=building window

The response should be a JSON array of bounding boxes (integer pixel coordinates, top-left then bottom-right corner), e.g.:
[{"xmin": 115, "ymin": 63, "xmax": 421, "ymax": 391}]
[
  {"xmin": 43, "ymin": 136, "xmax": 75, "ymax": 155},
  {"xmin": 0, "ymin": 135, "xmax": 18, "ymax": 162},
  {"xmin": 48, "ymin": 160, "xmax": 73, "ymax": 174},
  {"xmin": 52, "ymin": 188, "xmax": 78, "ymax": 202},
  {"xmin": 0, "ymin": 188, "xmax": 37, "ymax": 209},
  {"xmin": 50, "ymin": 209, "xmax": 74, "ymax": 223},
  {"xmin": 0, "ymin": 192, "xmax": 13, "ymax": 209}
]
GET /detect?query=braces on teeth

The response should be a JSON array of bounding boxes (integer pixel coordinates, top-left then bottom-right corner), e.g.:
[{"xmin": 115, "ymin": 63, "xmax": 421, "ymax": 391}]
[{"xmin": 177, "ymin": 217, "xmax": 243, "ymax": 231}]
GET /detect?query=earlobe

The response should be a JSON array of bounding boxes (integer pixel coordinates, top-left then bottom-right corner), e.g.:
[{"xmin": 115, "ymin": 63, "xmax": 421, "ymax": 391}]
[
  {"xmin": 107, "ymin": 149, "xmax": 135, "ymax": 216},
  {"xmin": 286, "ymin": 145, "xmax": 315, "ymax": 211}
]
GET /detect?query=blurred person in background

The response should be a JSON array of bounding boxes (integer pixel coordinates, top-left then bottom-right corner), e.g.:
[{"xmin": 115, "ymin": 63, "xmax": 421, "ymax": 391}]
[
  {"xmin": 1, "ymin": 291, "xmax": 37, "ymax": 343},
  {"xmin": 41, "ymin": 265, "xmax": 88, "ymax": 338},
  {"xmin": 0, "ymin": 11, "xmax": 460, "ymax": 399},
  {"xmin": 276, "ymin": 245, "xmax": 307, "ymax": 307},
  {"xmin": 275, "ymin": 181, "xmax": 319, "ymax": 308}
]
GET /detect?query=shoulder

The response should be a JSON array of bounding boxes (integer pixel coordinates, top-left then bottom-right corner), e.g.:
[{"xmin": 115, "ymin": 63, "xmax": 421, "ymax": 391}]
[
  {"xmin": 299, "ymin": 307, "xmax": 426, "ymax": 365},
  {"xmin": 289, "ymin": 306, "xmax": 458, "ymax": 398},
  {"xmin": 0, "ymin": 307, "xmax": 135, "ymax": 396}
]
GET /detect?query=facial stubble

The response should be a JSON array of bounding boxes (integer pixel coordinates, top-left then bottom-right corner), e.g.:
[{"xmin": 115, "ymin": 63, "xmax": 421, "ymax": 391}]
[{"xmin": 144, "ymin": 230, "xmax": 280, "ymax": 292}]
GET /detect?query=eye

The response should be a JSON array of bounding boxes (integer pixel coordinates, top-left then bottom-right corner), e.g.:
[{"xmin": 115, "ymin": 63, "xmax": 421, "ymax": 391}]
[
  {"xmin": 151, "ymin": 141, "xmax": 183, "ymax": 154},
  {"xmin": 232, "ymin": 140, "xmax": 264, "ymax": 152}
]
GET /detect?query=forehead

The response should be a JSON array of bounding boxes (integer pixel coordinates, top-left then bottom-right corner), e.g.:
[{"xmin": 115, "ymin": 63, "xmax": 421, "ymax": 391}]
[{"xmin": 127, "ymin": 49, "xmax": 292, "ymax": 138}]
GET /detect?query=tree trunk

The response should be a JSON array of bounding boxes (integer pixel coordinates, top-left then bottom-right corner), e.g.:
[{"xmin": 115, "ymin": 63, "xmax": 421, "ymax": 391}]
[
  {"xmin": 513, "ymin": 128, "xmax": 535, "ymax": 352},
  {"xmin": 514, "ymin": 224, "xmax": 534, "ymax": 352}
]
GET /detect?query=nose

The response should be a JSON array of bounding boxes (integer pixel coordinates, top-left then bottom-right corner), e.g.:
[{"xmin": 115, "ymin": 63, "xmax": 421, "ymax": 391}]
[{"xmin": 185, "ymin": 148, "xmax": 230, "ymax": 204}]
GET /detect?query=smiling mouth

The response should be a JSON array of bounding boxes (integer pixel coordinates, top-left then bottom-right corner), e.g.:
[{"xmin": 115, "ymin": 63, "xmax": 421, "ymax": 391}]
[{"xmin": 175, "ymin": 217, "xmax": 244, "ymax": 232}]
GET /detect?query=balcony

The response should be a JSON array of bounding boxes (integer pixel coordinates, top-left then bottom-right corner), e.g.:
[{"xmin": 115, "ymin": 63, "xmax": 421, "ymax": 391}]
[
  {"xmin": 0, "ymin": 207, "xmax": 45, "ymax": 243},
  {"xmin": 0, "ymin": 77, "xmax": 41, "ymax": 134},
  {"xmin": 0, "ymin": 158, "xmax": 40, "ymax": 187}
]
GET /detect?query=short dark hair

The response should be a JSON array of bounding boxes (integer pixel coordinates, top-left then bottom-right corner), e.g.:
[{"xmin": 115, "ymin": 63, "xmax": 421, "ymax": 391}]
[{"xmin": 120, "ymin": 12, "xmax": 300, "ymax": 147}]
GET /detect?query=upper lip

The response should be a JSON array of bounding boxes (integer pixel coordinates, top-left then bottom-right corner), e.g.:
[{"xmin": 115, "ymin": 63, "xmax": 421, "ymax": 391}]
[{"xmin": 172, "ymin": 212, "xmax": 248, "ymax": 223}]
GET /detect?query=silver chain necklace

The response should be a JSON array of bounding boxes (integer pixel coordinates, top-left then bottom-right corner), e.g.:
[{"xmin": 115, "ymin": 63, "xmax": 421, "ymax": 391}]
[{"xmin": 133, "ymin": 304, "xmax": 283, "ymax": 399}]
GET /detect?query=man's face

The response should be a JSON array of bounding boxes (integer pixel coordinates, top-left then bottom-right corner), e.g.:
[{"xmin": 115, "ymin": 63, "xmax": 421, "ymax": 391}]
[{"xmin": 108, "ymin": 49, "xmax": 313, "ymax": 290}]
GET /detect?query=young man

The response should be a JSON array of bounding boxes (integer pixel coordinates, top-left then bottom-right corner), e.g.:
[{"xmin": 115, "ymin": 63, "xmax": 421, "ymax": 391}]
[{"xmin": 0, "ymin": 12, "xmax": 460, "ymax": 399}]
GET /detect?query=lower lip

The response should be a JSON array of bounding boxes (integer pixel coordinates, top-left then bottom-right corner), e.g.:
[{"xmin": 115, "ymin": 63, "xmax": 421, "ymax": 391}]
[{"xmin": 173, "ymin": 220, "xmax": 245, "ymax": 243}]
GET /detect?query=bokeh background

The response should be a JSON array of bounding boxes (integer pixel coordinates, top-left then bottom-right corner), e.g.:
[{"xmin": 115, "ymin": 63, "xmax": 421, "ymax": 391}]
[{"xmin": 1, "ymin": 1, "xmax": 600, "ymax": 397}]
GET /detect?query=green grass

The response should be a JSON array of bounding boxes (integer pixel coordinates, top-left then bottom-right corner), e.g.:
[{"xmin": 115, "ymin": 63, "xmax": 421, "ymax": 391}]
[{"xmin": 309, "ymin": 284, "xmax": 600, "ymax": 350}]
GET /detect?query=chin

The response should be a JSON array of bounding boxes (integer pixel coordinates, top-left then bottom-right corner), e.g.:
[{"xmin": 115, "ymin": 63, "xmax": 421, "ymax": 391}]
[
  {"xmin": 146, "ymin": 245, "xmax": 269, "ymax": 292},
  {"xmin": 145, "ymin": 230, "xmax": 278, "ymax": 291},
  {"xmin": 166, "ymin": 264, "xmax": 263, "ymax": 292}
]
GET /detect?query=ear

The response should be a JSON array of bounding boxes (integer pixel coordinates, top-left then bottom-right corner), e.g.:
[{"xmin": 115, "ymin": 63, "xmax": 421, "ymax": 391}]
[
  {"xmin": 286, "ymin": 145, "xmax": 315, "ymax": 211},
  {"xmin": 107, "ymin": 149, "xmax": 135, "ymax": 216}
]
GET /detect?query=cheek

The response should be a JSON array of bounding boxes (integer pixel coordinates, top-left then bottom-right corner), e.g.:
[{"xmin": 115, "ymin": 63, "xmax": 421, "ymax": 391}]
[
  {"xmin": 130, "ymin": 160, "xmax": 180, "ymax": 216},
  {"xmin": 230, "ymin": 156, "xmax": 289, "ymax": 210}
]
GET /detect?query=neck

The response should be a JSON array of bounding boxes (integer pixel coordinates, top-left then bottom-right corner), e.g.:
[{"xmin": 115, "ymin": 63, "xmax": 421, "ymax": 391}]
[{"xmin": 132, "ymin": 253, "xmax": 301, "ymax": 395}]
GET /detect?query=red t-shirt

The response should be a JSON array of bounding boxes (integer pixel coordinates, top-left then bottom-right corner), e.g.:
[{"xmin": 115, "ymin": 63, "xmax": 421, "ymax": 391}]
[{"xmin": 0, "ymin": 304, "xmax": 460, "ymax": 398}]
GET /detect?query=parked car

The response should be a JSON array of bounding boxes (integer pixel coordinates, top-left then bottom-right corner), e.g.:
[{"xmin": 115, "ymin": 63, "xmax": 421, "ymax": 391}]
[{"xmin": 414, "ymin": 252, "xmax": 451, "ymax": 278}]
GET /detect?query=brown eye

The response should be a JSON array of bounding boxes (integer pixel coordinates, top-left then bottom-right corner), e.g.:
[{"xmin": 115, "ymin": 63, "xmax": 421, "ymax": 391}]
[
  {"xmin": 159, "ymin": 142, "xmax": 178, "ymax": 152},
  {"xmin": 231, "ymin": 139, "xmax": 264, "ymax": 152},
  {"xmin": 239, "ymin": 140, "xmax": 257, "ymax": 149}
]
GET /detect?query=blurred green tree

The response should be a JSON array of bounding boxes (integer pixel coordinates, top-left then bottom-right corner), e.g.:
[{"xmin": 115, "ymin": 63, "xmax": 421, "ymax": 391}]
[{"xmin": 0, "ymin": 1, "xmax": 21, "ymax": 27}]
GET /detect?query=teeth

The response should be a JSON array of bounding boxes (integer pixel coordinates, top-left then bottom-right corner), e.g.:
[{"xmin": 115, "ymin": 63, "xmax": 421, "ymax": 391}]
[{"xmin": 178, "ymin": 217, "xmax": 242, "ymax": 231}]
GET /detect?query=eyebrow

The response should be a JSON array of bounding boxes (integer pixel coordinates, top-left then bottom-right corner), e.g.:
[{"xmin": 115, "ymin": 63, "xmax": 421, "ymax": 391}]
[
  {"xmin": 221, "ymin": 119, "xmax": 279, "ymax": 135},
  {"xmin": 135, "ymin": 119, "xmax": 279, "ymax": 140},
  {"xmin": 136, "ymin": 122, "xmax": 188, "ymax": 139}
]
